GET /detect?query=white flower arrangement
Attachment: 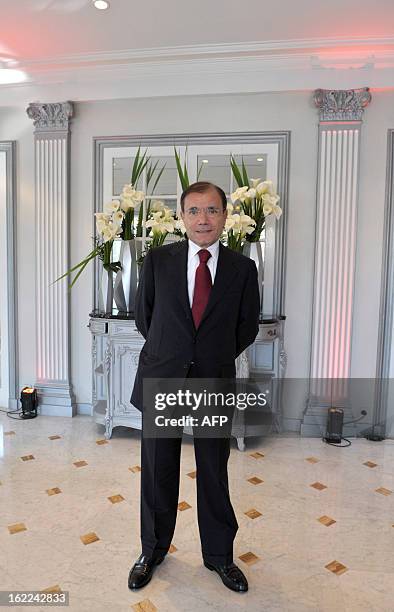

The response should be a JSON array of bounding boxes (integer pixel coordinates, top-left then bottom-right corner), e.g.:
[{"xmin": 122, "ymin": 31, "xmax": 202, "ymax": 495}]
[
  {"xmin": 230, "ymin": 156, "xmax": 282, "ymax": 242},
  {"xmin": 120, "ymin": 183, "xmax": 144, "ymax": 213},
  {"xmin": 143, "ymin": 201, "xmax": 180, "ymax": 249},
  {"xmin": 145, "ymin": 210, "xmax": 176, "ymax": 235},
  {"xmin": 224, "ymin": 203, "xmax": 256, "ymax": 252},
  {"xmin": 94, "ymin": 201, "xmax": 124, "ymax": 242},
  {"xmin": 230, "ymin": 178, "xmax": 282, "ymax": 232},
  {"xmin": 55, "ymin": 147, "xmax": 168, "ymax": 290},
  {"xmin": 56, "ymin": 200, "xmax": 125, "ymax": 289},
  {"xmin": 173, "ymin": 150, "xmax": 283, "ymax": 253}
]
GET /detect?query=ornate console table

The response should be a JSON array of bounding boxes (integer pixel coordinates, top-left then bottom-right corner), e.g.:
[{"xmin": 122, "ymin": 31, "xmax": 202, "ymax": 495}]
[{"xmin": 89, "ymin": 314, "xmax": 286, "ymax": 450}]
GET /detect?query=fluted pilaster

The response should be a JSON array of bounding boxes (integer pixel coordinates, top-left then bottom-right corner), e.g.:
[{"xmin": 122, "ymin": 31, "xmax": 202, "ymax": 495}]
[
  {"xmin": 308, "ymin": 88, "xmax": 371, "ymax": 408},
  {"xmin": 26, "ymin": 101, "xmax": 76, "ymax": 415}
]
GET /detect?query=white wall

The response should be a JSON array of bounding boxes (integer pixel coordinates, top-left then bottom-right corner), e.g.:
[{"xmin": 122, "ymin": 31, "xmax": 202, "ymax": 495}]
[
  {"xmin": 352, "ymin": 94, "xmax": 394, "ymax": 377},
  {"xmin": 1, "ymin": 89, "xmax": 394, "ymax": 426}
]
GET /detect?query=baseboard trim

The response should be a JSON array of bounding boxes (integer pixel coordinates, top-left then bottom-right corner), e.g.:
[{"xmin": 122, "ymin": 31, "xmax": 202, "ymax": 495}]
[{"xmin": 77, "ymin": 403, "xmax": 93, "ymax": 416}]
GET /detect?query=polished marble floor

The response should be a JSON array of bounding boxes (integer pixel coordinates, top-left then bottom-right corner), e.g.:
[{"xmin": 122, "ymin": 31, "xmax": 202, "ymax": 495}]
[{"xmin": 1, "ymin": 411, "xmax": 394, "ymax": 612}]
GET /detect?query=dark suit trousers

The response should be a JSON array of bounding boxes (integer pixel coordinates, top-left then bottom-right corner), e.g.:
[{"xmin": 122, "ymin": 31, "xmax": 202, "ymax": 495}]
[{"xmin": 140, "ymin": 418, "xmax": 238, "ymax": 565}]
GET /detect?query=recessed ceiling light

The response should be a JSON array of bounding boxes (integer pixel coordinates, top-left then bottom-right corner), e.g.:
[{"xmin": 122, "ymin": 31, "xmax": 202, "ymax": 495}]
[
  {"xmin": 202, "ymin": 159, "xmax": 209, "ymax": 164},
  {"xmin": 257, "ymin": 157, "xmax": 264, "ymax": 162},
  {"xmin": 94, "ymin": 0, "xmax": 109, "ymax": 9},
  {"xmin": 0, "ymin": 68, "xmax": 27, "ymax": 84}
]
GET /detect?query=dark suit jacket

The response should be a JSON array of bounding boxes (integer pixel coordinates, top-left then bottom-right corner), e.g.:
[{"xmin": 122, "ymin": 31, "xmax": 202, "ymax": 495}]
[{"xmin": 130, "ymin": 239, "xmax": 260, "ymax": 411}]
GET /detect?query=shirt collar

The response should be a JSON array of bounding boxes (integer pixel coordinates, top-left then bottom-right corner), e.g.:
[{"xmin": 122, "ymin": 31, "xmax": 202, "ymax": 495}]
[{"xmin": 188, "ymin": 239, "xmax": 220, "ymax": 259}]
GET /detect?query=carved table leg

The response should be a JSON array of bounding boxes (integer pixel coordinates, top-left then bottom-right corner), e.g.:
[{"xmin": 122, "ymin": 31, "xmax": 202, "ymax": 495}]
[{"xmin": 104, "ymin": 338, "xmax": 113, "ymax": 440}]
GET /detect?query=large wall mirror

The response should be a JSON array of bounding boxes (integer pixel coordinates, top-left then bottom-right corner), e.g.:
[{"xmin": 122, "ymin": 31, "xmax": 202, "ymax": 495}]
[
  {"xmin": 93, "ymin": 132, "xmax": 290, "ymax": 318},
  {"xmin": 0, "ymin": 142, "xmax": 17, "ymax": 410}
]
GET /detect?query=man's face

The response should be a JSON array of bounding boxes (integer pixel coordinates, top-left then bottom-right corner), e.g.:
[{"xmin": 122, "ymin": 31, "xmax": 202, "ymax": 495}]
[{"xmin": 181, "ymin": 188, "xmax": 227, "ymax": 248}]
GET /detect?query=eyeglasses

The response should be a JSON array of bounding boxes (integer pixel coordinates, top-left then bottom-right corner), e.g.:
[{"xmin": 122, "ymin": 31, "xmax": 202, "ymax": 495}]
[{"xmin": 184, "ymin": 206, "xmax": 223, "ymax": 217}]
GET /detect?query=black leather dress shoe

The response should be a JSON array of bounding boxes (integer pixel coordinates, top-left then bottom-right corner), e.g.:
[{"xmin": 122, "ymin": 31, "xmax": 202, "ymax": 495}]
[
  {"xmin": 204, "ymin": 561, "xmax": 248, "ymax": 592},
  {"xmin": 128, "ymin": 554, "xmax": 164, "ymax": 589}
]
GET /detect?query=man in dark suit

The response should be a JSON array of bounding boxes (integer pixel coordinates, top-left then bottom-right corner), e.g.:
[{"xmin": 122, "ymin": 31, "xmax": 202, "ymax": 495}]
[{"xmin": 128, "ymin": 181, "xmax": 260, "ymax": 593}]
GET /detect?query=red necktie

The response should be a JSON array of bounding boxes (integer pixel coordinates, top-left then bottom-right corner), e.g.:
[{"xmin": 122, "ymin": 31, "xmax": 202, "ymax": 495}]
[{"xmin": 192, "ymin": 249, "xmax": 212, "ymax": 328}]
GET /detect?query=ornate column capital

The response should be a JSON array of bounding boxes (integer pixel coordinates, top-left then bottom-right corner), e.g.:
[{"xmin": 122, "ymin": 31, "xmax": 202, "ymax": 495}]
[
  {"xmin": 313, "ymin": 88, "xmax": 371, "ymax": 122},
  {"xmin": 26, "ymin": 101, "xmax": 74, "ymax": 132}
]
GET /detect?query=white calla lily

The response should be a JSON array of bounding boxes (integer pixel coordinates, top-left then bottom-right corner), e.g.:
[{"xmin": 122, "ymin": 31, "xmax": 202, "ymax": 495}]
[
  {"xmin": 272, "ymin": 205, "xmax": 282, "ymax": 219},
  {"xmin": 94, "ymin": 212, "xmax": 111, "ymax": 222},
  {"xmin": 113, "ymin": 210, "xmax": 124, "ymax": 226},
  {"xmin": 245, "ymin": 188, "xmax": 256, "ymax": 199},
  {"xmin": 96, "ymin": 219, "xmax": 107, "ymax": 234},
  {"xmin": 262, "ymin": 193, "xmax": 280, "ymax": 207},
  {"xmin": 145, "ymin": 206, "xmax": 176, "ymax": 236},
  {"xmin": 122, "ymin": 183, "xmax": 135, "ymax": 196},
  {"xmin": 225, "ymin": 217, "xmax": 235, "ymax": 231},
  {"xmin": 151, "ymin": 200, "xmax": 166, "ymax": 212},
  {"xmin": 101, "ymin": 227, "xmax": 114, "ymax": 242},
  {"xmin": 256, "ymin": 180, "xmax": 276, "ymax": 196},
  {"xmin": 120, "ymin": 197, "xmax": 136, "ymax": 212},
  {"xmin": 104, "ymin": 200, "xmax": 120, "ymax": 214},
  {"xmin": 175, "ymin": 218, "xmax": 186, "ymax": 234},
  {"xmin": 230, "ymin": 186, "xmax": 249, "ymax": 203},
  {"xmin": 133, "ymin": 190, "xmax": 144, "ymax": 203}
]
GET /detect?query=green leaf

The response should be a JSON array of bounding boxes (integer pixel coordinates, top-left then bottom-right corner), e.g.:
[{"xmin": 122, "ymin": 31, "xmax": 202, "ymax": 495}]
[
  {"xmin": 230, "ymin": 155, "xmax": 244, "ymax": 188},
  {"xmin": 151, "ymin": 163, "xmax": 166, "ymax": 194},
  {"xmin": 52, "ymin": 247, "xmax": 98, "ymax": 284},
  {"xmin": 68, "ymin": 256, "xmax": 92, "ymax": 289},
  {"xmin": 184, "ymin": 147, "xmax": 190, "ymax": 187},
  {"xmin": 130, "ymin": 146, "xmax": 141, "ymax": 184},
  {"xmin": 123, "ymin": 209, "xmax": 134, "ymax": 241},
  {"xmin": 241, "ymin": 158, "xmax": 249, "ymax": 186},
  {"xmin": 174, "ymin": 147, "xmax": 182, "ymax": 184},
  {"xmin": 130, "ymin": 147, "xmax": 150, "ymax": 186},
  {"xmin": 174, "ymin": 147, "xmax": 189, "ymax": 191},
  {"xmin": 135, "ymin": 154, "xmax": 150, "ymax": 184},
  {"xmin": 146, "ymin": 159, "xmax": 159, "ymax": 190},
  {"xmin": 136, "ymin": 201, "xmax": 144, "ymax": 237}
]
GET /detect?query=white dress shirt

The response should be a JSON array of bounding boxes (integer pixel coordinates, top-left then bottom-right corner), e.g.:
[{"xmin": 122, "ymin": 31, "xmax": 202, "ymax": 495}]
[{"xmin": 187, "ymin": 239, "xmax": 220, "ymax": 307}]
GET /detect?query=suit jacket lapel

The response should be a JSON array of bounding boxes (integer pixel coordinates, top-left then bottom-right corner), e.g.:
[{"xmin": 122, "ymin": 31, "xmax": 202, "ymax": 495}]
[
  {"xmin": 198, "ymin": 242, "xmax": 238, "ymax": 328},
  {"xmin": 169, "ymin": 240, "xmax": 239, "ymax": 332},
  {"xmin": 169, "ymin": 240, "xmax": 194, "ymax": 326}
]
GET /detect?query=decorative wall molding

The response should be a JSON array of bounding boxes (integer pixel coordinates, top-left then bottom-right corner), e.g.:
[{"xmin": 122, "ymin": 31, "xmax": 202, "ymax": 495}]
[
  {"xmin": 14, "ymin": 36, "xmax": 394, "ymax": 68},
  {"xmin": 26, "ymin": 101, "xmax": 76, "ymax": 415},
  {"xmin": 2, "ymin": 38, "xmax": 394, "ymax": 106},
  {"xmin": 314, "ymin": 88, "xmax": 372, "ymax": 121}
]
